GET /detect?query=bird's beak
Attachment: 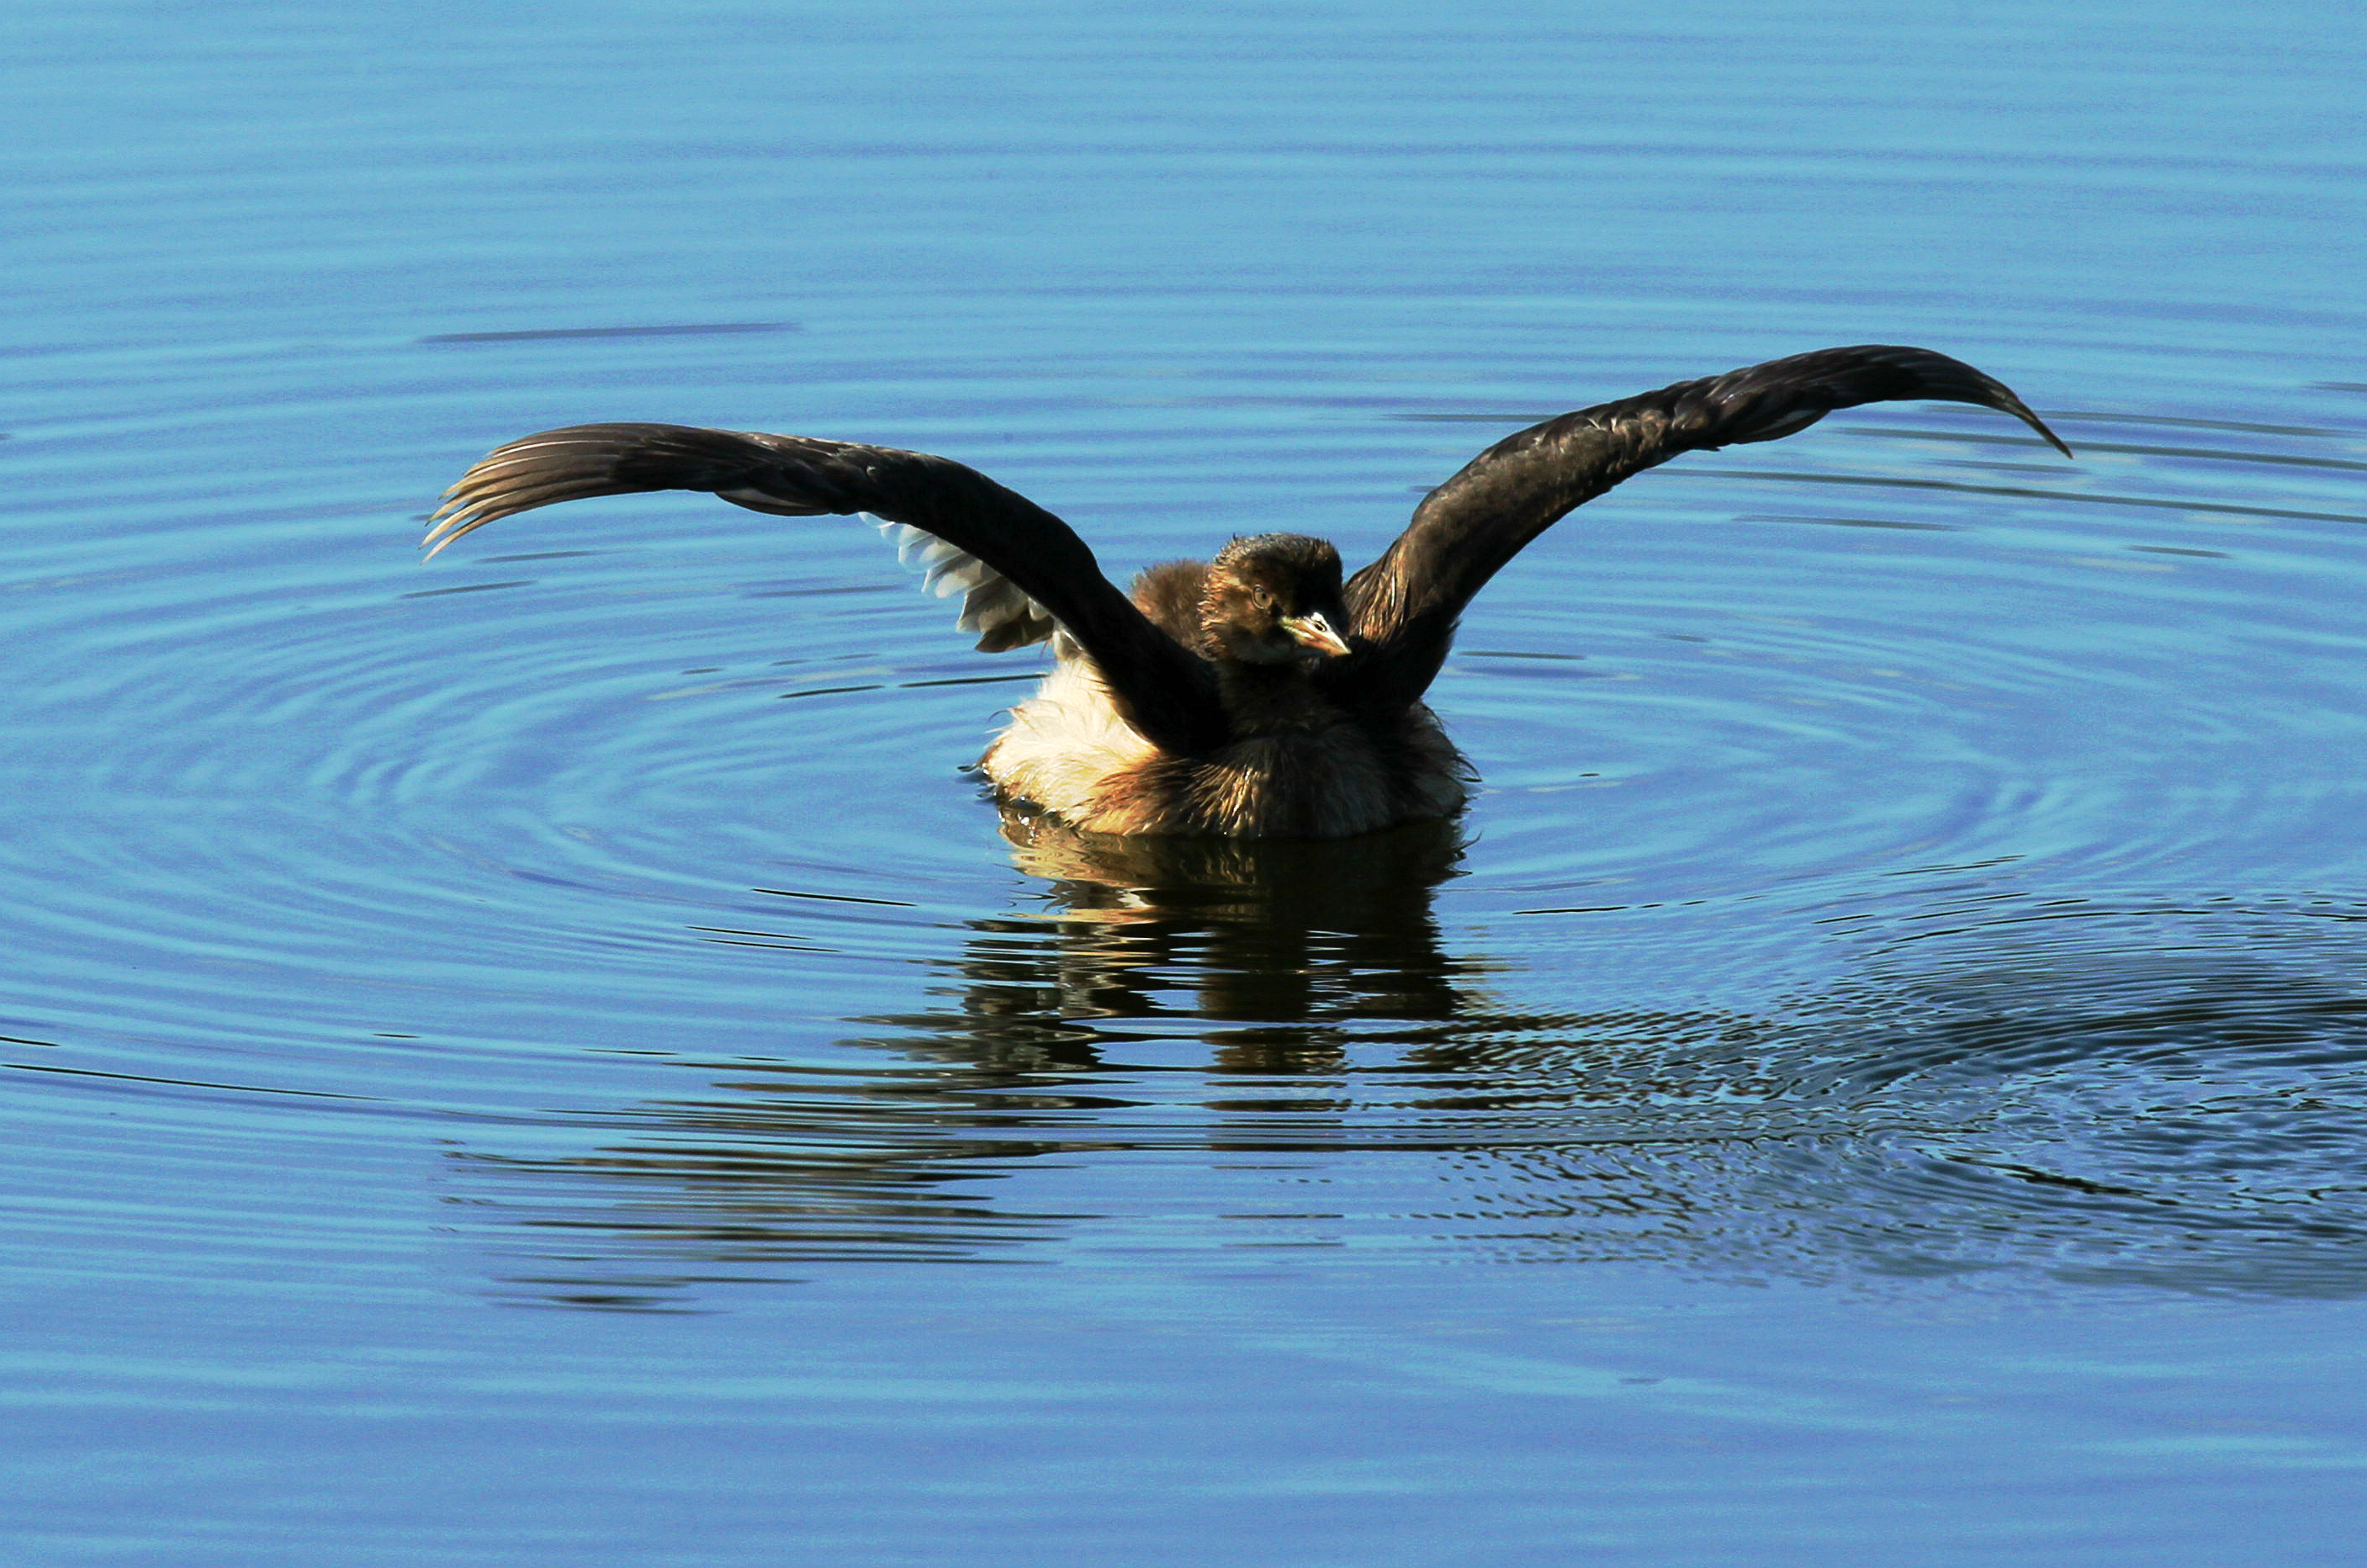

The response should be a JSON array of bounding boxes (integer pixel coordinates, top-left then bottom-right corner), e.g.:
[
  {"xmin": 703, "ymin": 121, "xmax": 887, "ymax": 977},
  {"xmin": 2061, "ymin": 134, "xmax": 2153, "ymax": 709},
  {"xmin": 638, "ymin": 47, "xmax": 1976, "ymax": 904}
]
[{"xmin": 1282, "ymin": 612, "xmax": 1352, "ymax": 658}]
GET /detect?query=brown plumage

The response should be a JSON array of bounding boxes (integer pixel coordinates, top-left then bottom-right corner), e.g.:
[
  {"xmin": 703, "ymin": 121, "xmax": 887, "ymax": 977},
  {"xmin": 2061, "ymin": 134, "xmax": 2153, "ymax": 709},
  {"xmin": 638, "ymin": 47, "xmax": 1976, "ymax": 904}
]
[{"xmin": 425, "ymin": 344, "xmax": 2071, "ymax": 839}]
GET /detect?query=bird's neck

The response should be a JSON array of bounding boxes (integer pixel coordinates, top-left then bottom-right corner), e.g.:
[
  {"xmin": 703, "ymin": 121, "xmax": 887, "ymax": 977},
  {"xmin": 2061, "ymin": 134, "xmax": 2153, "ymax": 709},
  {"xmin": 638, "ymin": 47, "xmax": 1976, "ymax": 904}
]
[{"xmin": 1212, "ymin": 658, "xmax": 1339, "ymax": 736}]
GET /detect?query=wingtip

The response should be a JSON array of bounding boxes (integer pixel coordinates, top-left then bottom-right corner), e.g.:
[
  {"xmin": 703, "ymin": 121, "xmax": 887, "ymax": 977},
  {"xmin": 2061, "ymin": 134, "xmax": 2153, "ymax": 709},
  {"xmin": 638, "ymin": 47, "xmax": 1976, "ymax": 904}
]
[
  {"xmin": 1858, "ymin": 346, "xmax": 2076, "ymax": 461},
  {"xmin": 1999, "ymin": 393, "xmax": 2075, "ymax": 460},
  {"xmin": 1937, "ymin": 352, "xmax": 2074, "ymax": 460},
  {"xmin": 420, "ymin": 506, "xmax": 485, "ymax": 560}
]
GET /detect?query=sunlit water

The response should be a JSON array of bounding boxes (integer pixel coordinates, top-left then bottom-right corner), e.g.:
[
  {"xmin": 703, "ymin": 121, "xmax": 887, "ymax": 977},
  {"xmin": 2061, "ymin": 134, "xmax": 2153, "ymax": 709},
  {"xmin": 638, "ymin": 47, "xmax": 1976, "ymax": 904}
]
[{"xmin": 6, "ymin": 2, "xmax": 2366, "ymax": 1562}]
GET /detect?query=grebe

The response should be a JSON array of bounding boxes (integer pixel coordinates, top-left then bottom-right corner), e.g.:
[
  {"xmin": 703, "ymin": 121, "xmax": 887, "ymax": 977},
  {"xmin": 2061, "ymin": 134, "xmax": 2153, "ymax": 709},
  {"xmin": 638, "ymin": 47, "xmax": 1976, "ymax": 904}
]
[{"xmin": 426, "ymin": 344, "xmax": 2069, "ymax": 838}]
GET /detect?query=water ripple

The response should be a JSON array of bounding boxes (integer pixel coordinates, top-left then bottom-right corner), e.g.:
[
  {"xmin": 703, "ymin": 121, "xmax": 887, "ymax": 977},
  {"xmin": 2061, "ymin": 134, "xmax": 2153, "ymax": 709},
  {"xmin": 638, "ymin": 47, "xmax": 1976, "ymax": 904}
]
[{"xmin": 6, "ymin": 320, "xmax": 2367, "ymax": 1313}]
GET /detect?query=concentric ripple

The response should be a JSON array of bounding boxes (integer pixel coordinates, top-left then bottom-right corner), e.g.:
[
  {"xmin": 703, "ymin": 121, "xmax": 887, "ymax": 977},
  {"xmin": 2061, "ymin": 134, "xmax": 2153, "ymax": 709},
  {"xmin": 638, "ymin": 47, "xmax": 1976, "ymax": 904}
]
[{"xmin": 5, "ymin": 323, "xmax": 2367, "ymax": 1311}]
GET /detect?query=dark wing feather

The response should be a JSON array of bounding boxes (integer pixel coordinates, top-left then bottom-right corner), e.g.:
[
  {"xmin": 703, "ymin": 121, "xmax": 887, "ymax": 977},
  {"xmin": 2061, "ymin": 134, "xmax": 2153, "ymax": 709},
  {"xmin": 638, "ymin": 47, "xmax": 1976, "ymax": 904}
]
[
  {"xmin": 1337, "ymin": 346, "xmax": 2071, "ymax": 712},
  {"xmin": 426, "ymin": 423, "xmax": 1226, "ymax": 753}
]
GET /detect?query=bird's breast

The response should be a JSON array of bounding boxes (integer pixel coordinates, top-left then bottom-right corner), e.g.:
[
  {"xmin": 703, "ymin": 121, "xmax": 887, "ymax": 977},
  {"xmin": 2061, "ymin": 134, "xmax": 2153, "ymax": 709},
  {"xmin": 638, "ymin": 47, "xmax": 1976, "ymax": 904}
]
[{"xmin": 982, "ymin": 661, "xmax": 1467, "ymax": 839}]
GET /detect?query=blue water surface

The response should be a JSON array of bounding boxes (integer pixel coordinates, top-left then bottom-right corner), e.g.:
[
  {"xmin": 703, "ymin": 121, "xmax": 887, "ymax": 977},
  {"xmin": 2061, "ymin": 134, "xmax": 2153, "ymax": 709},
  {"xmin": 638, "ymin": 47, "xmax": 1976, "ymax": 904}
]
[{"xmin": 6, "ymin": 2, "xmax": 2367, "ymax": 1562}]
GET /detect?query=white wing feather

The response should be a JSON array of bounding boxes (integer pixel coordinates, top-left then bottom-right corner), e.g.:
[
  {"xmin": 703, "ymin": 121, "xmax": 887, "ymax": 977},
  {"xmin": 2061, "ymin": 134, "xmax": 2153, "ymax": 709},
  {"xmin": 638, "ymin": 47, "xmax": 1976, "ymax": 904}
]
[{"xmin": 871, "ymin": 516, "xmax": 1066, "ymax": 654}]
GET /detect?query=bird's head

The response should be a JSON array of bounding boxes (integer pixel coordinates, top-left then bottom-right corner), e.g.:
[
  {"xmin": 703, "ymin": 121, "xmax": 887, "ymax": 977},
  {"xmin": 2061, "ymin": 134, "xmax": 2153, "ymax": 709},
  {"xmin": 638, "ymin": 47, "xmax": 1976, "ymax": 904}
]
[{"xmin": 1198, "ymin": 533, "xmax": 1354, "ymax": 665}]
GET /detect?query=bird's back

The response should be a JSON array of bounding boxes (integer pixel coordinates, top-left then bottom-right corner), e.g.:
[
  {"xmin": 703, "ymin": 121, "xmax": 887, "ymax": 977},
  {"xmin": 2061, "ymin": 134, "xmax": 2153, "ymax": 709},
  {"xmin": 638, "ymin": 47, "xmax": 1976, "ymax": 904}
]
[{"xmin": 1125, "ymin": 559, "xmax": 1212, "ymax": 648}]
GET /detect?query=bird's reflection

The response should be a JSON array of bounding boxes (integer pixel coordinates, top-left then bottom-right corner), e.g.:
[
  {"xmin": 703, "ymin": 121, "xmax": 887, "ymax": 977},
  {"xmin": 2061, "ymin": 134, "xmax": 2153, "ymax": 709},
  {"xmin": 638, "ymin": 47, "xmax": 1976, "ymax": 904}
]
[
  {"xmin": 446, "ymin": 812, "xmax": 1515, "ymax": 1307},
  {"xmin": 893, "ymin": 811, "xmax": 1480, "ymax": 1076}
]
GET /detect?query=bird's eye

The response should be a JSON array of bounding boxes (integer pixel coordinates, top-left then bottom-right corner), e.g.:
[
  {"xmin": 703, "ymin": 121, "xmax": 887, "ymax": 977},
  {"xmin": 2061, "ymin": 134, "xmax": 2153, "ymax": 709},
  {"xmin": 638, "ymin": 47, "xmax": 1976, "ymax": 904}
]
[{"xmin": 1252, "ymin": 591, "xmax": 1275, "ymax": 611}]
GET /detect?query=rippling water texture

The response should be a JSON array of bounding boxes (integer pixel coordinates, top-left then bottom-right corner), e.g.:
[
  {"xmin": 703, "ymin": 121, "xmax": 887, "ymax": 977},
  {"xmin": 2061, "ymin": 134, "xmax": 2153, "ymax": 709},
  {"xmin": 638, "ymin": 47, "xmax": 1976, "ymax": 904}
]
[{"xmin": 7, "ymin": 3, "xmax": 2367, "ymax": 1562}]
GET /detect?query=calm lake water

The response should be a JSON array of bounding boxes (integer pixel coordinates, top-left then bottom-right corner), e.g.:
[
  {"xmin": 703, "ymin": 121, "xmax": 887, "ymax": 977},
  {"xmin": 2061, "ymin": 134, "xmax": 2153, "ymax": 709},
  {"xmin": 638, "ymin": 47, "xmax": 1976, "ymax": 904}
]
[{"xmin": 7, "ymin": 2, "xmax": 2366, "ymax": 1561}]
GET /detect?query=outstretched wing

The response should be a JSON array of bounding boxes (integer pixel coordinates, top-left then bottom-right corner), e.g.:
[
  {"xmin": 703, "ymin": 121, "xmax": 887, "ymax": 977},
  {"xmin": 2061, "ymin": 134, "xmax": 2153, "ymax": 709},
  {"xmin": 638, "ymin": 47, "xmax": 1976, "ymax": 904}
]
[
  {"xmin": 426, "ymin": 423, "xmax": 1226, "ymax": 754},
  {"xmin": 1337, "ymin": 346, "xmax": 2072, "ymax": 712}
]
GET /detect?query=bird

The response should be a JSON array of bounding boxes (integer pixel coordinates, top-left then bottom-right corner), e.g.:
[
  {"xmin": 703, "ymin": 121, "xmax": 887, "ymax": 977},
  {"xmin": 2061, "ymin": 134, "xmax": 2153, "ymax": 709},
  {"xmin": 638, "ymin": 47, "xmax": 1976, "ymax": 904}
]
[{"xmin": 426, "ymin": 344, "xmax": 2070, "ymax": 840}]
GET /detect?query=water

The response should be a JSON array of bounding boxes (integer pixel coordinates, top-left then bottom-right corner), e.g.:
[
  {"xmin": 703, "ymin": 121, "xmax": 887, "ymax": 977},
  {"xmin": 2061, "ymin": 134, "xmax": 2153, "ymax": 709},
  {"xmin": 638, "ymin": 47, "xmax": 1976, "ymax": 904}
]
[{"xmin": 7, "ymin": 1, "xmax": 2367, "ymax": 1560}]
